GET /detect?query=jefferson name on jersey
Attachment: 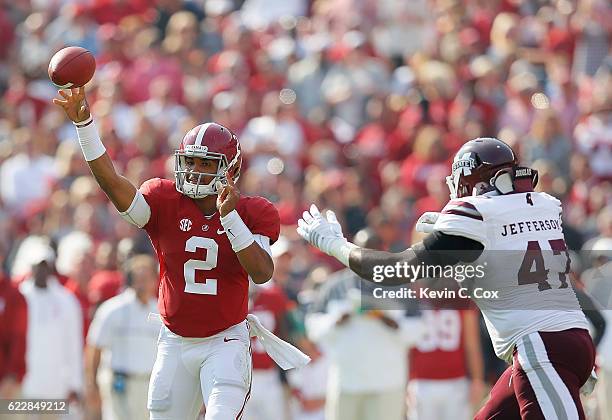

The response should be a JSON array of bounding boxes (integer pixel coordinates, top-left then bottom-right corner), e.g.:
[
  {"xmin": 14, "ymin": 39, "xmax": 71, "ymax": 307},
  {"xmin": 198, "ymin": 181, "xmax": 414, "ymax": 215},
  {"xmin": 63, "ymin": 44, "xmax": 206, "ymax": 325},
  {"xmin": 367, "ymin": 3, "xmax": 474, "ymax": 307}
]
[{"xmin": 500, "ymin": 218, "xmax": 562, "ymax": 237}]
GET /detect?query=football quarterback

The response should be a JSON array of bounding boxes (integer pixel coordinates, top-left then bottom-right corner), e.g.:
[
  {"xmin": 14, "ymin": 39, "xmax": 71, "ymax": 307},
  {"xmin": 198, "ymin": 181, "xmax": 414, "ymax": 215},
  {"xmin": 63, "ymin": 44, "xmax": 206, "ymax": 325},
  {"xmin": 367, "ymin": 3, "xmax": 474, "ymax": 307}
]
[
  {"xmin": 298, "ymin": 137, "xmax": 594, "ymax": 420},
  {"xmin": 54, "ymin": 87, "xmax": 309, "ymax": 420}
]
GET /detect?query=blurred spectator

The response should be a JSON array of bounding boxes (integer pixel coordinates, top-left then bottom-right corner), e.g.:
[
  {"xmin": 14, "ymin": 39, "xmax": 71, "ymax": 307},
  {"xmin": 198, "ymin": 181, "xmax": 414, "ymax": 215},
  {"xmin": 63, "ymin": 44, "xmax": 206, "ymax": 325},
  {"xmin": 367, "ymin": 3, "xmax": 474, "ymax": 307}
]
[
  {"xmin": 400, "ymin": 125, "xmax": 448, "ymax": 199},
  {"xmin": 287, "ymin": 339, "xmax": 328, "ymax": 420},
  {"xmin": 0, "ymin": 127, "xmax": 57, "ymax": 213},
  {"xmin": 499, "ymin": 71, "xmax": 539, "ymax": 136},
  {"xmin": 19, "ymin": 241, "xmax": 83, "ymax": 401},
  {"xmin": 407, "ymin": 308, "xmax": 485, "ymax": 420},
  {"xmin": 320, "ymin": 31, "xmax": 389, "ymax": 132},
  {"xmin": 246, "ymin": 278, "xmax": 293, "ymax": 420},
  {"xmin": 241, "ymin": 91, "xmax": 306, "ymax": 180},
  {"xmin": 572, "ymin": 0, "xmax": 610, "ymax": 79},
  {"xmin": 0, "ymin": 263, "xmax": 27, "ymax": 399},
  {"xmin": 305, "ymin": 229, "xmax": 423, "ymax": 420},
  {"xmin": 56, "ymin": 231, "xmax": 96, "ymax": 337},
  {"xmin": 86, "ymin": 254, "xmax": 159, "ymax": 420},
  {"xmin": 522, "ymin": 109, "xmax": 572, "ymax": 177},
  {"xmin": 574, "ymin": 102, "xmax": 612, "ymax": 180}
]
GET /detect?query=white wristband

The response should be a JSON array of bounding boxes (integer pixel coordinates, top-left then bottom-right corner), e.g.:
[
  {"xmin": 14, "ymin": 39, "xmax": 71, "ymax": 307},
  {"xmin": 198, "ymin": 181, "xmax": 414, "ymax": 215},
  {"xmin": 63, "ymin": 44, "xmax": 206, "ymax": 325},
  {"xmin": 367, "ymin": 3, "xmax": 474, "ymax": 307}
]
[
  {"xmin": 331, "ymin": 240, "xmax": 358, "ymax": 267},
  {"xmin": 74, "ymin": 118, "xmax": 106, "ymax": 161},
  {"xmin": 220, "ymin": 210, "xmax": 255, "ymax": 252}
]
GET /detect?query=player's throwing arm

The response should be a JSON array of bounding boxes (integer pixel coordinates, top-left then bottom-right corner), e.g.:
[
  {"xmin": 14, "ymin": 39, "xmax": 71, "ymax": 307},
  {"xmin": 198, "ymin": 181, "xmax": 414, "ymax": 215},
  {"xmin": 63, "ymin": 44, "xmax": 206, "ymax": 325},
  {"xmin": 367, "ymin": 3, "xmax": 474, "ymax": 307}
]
[{"xmin": 53, "ymin": 87, "xmax": 149, "ymax": 226}]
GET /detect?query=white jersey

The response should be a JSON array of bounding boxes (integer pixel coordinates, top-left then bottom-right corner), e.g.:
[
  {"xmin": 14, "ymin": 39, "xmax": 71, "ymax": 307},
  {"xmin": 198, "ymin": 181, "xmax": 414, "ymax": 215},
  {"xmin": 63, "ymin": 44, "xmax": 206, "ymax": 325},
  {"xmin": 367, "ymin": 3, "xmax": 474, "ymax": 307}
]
[{"xmin": 433, "ymin": 191, "xmax": 588, "ymax": 362}]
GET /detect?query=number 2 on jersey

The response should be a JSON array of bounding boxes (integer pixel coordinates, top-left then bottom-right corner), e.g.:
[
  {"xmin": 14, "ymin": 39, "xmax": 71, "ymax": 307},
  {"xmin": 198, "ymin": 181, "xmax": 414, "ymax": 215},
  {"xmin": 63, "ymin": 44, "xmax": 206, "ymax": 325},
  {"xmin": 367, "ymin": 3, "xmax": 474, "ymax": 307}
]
[
  {"xmin": 184, "ymin": 236, "xmax": 219, "ymax": 295},
  {"xmin": 518, "ymin": 239, "xmax": 570, "ymax": 291}
]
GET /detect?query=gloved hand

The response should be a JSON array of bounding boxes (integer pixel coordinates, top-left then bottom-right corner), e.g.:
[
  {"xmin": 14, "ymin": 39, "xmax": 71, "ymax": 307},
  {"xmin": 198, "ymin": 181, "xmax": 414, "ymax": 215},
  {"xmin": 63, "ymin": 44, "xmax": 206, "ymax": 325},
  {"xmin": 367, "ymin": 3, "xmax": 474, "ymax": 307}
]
[
  {"xmin": 415, "ymin": 212, "xmax": 440, "ymax": 233},
  {"xmin": 297, "ymin": 204, "xmax": 356, "ymax": 266}
]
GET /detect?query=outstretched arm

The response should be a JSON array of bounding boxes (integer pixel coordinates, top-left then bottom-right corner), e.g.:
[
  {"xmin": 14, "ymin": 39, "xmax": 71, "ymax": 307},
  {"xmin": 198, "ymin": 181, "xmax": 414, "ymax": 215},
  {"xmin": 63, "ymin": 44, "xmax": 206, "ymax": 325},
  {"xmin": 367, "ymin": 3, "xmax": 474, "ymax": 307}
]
[
  {"xmin": 53, "ymin": 88, "xmax": 137, "ymax": 212},
  {"xmin": 297, "ymin": 205, "xmax": 483, "ymax": 285}
]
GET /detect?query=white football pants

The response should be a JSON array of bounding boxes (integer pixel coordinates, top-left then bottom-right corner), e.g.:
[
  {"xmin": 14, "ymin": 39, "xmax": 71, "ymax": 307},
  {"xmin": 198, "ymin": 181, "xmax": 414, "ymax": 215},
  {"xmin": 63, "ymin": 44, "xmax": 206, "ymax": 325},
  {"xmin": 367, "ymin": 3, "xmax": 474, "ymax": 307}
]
[{"xmin": 148, "ymin": 321, "xmax": 252, "ymax": 420}]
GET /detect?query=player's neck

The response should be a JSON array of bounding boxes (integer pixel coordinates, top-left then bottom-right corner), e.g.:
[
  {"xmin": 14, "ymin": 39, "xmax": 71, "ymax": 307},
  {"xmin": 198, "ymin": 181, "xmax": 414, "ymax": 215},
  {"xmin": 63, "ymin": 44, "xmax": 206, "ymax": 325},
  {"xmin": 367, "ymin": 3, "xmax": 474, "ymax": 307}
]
[{"xmin": 193, "ymin": 195, "xmax": 218, "ymax": 216}]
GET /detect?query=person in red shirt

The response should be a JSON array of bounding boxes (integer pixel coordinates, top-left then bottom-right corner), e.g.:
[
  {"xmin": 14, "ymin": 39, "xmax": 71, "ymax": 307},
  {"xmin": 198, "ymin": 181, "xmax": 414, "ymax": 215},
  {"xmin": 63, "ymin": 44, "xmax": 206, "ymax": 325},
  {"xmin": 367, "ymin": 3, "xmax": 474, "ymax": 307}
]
[
  {"xmin": 408, "ymin": 307, "xmax": 485, "ymax": 420},
  {"xmin": 64, "ymin": 251, "xmax": 96, "ymax": 339},
  {"xmin": 246, "ymin": 282, "xmax": 292, "ymax": 420},
  {"xmin": 0, "ymin": 273, "xmax": 27, "ymax": 399},
  {"xmin": 53, "ymin": 88, "xmax": 286, "ymax": 419}
]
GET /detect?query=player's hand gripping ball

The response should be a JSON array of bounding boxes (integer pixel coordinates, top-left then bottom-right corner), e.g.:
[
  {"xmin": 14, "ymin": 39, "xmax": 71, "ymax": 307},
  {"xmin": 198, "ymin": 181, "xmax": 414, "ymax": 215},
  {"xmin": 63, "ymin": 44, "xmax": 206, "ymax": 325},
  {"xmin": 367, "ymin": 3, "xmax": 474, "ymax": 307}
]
[{"xmin": 48, "ymin": 46, "xmax": 96, "ymax": 89}]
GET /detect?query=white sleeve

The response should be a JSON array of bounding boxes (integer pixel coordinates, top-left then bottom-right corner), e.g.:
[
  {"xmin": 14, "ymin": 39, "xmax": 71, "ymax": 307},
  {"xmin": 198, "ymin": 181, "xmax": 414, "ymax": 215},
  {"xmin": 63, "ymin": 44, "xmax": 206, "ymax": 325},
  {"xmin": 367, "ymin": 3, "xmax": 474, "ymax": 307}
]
[
  {"xmin": 434, "ymin": 199, "xmax": 488, "ymax": 247},
  {"xmin": 119, "ymin": 190, "xmax": 151, "ymax": 228},
  {"xmin": 253, "ymin": 234, "xmax": 272, "ymax": 256},
  {"xmin": 396, "ymin": 313, "xmax": 426, "ymax": 347},
  {"xmin": 87, "ymin": 301, "xmax": 115, "ymax": 348}
]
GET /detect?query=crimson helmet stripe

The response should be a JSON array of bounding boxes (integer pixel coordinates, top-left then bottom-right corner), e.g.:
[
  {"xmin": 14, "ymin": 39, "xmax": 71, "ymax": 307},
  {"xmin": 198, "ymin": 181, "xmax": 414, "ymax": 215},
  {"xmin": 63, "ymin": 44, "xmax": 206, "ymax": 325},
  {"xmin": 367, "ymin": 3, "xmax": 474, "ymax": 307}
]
[{"xmin": 195, "ymin": 123, "xmax": 213, "ymax": 146}]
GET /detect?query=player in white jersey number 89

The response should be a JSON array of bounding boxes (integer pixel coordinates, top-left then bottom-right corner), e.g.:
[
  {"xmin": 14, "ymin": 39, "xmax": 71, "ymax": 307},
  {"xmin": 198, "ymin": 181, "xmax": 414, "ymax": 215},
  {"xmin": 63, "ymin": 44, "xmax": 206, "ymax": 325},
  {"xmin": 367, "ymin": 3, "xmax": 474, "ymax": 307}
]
[{"xmin": 298, "ymin": 137, "xmax": 595, "ymax": 420}]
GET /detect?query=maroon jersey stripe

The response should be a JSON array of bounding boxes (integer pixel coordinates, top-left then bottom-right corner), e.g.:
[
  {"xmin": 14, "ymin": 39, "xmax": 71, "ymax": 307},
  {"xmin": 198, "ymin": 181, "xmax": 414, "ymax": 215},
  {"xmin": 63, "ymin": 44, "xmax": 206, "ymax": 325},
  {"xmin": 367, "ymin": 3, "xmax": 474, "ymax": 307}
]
[
  {"xmin": 441, "ymin": 208, "xmax": 483, "ymax": 221},
  {"xmin": 448, "ymin": 200, "xmax": 479, "ymax": 211}
]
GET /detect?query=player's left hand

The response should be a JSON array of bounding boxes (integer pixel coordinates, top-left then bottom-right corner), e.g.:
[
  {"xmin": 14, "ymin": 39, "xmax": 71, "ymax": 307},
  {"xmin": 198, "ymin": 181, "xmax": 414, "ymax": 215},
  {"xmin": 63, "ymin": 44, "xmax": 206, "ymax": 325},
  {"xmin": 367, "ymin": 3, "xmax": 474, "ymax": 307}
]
[
  {"xmin": 216, "ymin": 173, "xmax": 239, "ymax": 217},
  {"xmin": 297, "ymin": 204, "xmax": 348, "ymax": 256}
]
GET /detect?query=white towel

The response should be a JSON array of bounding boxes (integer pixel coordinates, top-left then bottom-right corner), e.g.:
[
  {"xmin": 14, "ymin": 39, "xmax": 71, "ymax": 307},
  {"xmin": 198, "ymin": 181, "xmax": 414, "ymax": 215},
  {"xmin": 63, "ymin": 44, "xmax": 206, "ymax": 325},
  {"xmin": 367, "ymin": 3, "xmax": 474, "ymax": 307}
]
[
  {"xmin": 247, "ymin": 314, "xmax": 311, "ymax": 370},
  {"xmin": 148, "ymin": 312, "xmax": 310, "ymax": 370}
]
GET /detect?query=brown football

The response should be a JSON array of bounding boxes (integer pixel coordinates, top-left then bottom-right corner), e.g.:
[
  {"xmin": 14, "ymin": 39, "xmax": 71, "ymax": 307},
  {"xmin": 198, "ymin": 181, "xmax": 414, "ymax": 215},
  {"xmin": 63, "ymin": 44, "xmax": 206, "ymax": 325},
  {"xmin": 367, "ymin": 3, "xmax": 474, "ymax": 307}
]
[{"xmin": 48, "ymin": 46, "xmax": 96, "ymax": 89}]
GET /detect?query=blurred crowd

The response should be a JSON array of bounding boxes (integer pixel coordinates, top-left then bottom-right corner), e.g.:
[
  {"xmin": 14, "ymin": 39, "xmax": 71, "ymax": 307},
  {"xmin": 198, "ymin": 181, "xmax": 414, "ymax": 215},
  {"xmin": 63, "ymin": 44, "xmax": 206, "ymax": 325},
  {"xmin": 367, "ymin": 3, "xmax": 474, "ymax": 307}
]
[{"xmin": 0, "ymin": 0, "xmax": 611, "ymax": 419}]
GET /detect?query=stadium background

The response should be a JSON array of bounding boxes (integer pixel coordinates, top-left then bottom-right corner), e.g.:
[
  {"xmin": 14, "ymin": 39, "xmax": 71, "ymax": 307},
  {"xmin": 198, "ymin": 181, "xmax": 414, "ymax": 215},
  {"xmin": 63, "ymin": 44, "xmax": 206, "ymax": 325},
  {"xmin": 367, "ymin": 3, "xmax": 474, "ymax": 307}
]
[{"xmin": 0, "ymin": 0, "xmax": 610, "ymax": 419}]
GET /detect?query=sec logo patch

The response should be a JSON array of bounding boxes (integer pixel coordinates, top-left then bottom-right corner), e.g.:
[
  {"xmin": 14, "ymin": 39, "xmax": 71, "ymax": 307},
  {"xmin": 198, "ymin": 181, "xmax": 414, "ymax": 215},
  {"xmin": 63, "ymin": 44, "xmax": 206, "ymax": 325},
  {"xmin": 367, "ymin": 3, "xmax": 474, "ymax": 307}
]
[{"xmin": 179, "ymin": 218, "xmax": 192, "ymax": 232}]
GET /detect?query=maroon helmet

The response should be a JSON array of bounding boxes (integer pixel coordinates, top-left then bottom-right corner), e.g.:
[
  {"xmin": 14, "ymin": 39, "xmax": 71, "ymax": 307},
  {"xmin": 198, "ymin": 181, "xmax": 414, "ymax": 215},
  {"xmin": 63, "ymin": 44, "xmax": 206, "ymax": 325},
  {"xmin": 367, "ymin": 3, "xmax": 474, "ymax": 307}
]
[
  {"xmin": 446, "ymin": 137, "xmax": 537, "ymax": 199},
  {"xmin": 175, "ymin": 122, "xmax": 241, "ymax": 198}
]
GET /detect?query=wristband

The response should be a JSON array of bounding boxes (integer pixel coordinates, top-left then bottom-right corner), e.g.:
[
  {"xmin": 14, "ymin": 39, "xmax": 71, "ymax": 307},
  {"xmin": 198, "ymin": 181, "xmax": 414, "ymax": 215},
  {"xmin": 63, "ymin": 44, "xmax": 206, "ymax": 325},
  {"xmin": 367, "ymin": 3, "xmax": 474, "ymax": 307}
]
[
  {"xmin": 73, "ymin": 115, "xmax": 93, "ymax": 127},
  {"xmin": 74, "ymin": 118, "xmax": 106, "ymax": 161},
  {"xmin": 220, "ymin": 210, "xmax": 255, "ymax": 252},
  {"xmin": 331, "ymin": 240, "xmax": 358, "ymax": 267}
]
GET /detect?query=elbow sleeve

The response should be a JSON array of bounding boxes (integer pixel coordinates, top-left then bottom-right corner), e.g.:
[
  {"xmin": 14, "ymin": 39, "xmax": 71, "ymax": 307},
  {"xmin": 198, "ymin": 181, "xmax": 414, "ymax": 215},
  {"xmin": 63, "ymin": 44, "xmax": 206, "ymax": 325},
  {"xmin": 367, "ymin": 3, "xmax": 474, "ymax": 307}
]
[{"xmin": 119, "ymin": 190, "xmax": 151, "ymax": 228}]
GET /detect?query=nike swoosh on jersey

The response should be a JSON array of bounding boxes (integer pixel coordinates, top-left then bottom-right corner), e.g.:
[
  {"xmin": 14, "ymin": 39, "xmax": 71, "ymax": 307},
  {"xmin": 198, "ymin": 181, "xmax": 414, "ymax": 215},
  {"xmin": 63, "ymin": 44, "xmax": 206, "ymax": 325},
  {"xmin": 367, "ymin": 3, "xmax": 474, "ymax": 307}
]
[
  {"xmin": 217, "ymin": 229, "xmax": 225, "ymax": 234},
  {"xmin": 223, "ymin": 337, "xmax": 239, "ymax": 342}
]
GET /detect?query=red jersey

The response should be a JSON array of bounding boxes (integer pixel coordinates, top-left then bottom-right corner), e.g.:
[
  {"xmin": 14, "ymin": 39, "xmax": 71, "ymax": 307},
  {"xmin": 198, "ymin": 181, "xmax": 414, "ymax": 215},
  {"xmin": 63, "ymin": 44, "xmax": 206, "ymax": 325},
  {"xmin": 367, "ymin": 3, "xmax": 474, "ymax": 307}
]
[
  {"xmin": 249, "ymin": 285, "xmax": 291, "ymax": 370},
  {"xmin": 409, "ymin": 309, "xmax": 467, "ymax": 380},
  {"xmin": 140, "ymin": 178, "xmax": 280, "ymax": 337},
  {"xmin": 0, "ymin": 277, "xmax": 27, "ymax": 382}
]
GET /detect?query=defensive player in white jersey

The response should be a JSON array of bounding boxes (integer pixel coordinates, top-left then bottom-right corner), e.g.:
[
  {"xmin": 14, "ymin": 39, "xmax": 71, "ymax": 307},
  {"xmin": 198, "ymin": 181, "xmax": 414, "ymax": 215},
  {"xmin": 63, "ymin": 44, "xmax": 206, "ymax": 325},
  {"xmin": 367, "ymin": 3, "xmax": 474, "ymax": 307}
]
[{"xmin": 297, "ymin": 138, "xmax": 595, "ymax": 420}]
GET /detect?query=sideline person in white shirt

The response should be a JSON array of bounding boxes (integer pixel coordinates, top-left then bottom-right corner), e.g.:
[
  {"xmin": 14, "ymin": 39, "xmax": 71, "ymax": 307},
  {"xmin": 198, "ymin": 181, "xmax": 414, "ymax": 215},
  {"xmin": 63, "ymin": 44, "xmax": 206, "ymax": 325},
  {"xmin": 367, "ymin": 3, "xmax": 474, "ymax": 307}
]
[
  {"xmin": 304, "ymin": 229, "xmax": 424, "ymax": 420},
  {"xmin": 19, "ymin": 243, "xmax": 83, "ymax": 403},
  {"xmin": 86, "ymin": 254, "xmax": 159, "ymax": 420}
]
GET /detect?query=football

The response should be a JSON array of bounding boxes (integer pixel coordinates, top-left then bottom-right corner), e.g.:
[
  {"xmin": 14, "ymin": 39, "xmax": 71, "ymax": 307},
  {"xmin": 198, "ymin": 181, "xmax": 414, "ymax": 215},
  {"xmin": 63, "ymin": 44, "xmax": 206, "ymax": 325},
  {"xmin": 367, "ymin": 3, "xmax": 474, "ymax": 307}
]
[{"xmin": 48, "ymin": 46, "xmax": 96, "ymax": 89}]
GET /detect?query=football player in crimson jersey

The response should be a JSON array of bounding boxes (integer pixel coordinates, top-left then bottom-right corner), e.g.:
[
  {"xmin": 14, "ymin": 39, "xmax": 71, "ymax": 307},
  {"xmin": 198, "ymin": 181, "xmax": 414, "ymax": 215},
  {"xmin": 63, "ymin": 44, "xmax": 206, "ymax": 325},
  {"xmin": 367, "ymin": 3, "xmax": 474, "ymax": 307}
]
[
  {"xmin": 54, "ymin": 88, "xmax": 280, "ymax": 419},
  {"xmin": 298, "ymin": 138, "xmax": 595, "ymax": 420}
]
